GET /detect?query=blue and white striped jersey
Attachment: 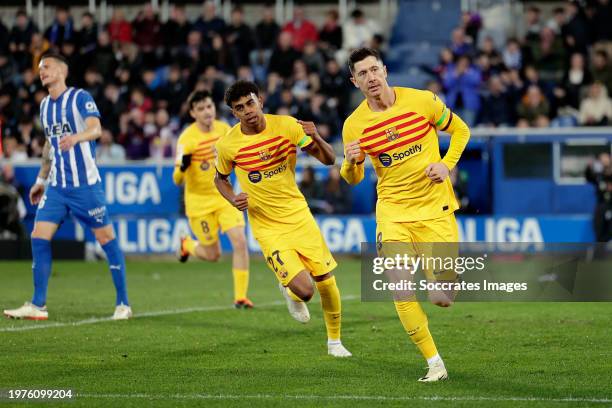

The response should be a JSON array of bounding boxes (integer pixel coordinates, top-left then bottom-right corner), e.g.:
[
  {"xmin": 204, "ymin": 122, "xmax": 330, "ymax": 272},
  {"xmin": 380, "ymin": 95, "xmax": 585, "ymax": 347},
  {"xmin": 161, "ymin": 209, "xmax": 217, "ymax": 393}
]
[{"xmin": 39, "ymin": 87, "xmax": 102, "ymax": 188}]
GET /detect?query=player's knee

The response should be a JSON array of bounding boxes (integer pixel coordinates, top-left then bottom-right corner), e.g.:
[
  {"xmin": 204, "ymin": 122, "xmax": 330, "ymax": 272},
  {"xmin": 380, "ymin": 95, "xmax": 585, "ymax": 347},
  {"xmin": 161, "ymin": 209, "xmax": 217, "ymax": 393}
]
[
  {"xmin": 94, "ymin": 226, "xmax": 115, "ymax": 246},
  {"xmin": 297, "ymin": 286, "xmax": 314, "ymax": 302},
  {"xmin": 230, "ymin": 234, "xmax": 247, "ymax": 253},
  {"xmin": 202, "ymin": 248, "xmax": 221, "ymax": 262}
]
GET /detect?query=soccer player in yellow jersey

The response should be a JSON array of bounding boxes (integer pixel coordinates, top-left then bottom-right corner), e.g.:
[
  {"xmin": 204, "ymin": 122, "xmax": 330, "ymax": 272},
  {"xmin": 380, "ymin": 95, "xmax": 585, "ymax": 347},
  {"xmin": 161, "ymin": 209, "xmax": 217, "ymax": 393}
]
[
  {"xmin": 341, "ymin": 48, "xmax": 471, "ymax": 381},
  {"xmin": 173, "ymin": 90, "xmax": 252, "ymax": 309},
  {"xmin": 215, "ymin": 80, "xmax": 351, "ymax": 357}
]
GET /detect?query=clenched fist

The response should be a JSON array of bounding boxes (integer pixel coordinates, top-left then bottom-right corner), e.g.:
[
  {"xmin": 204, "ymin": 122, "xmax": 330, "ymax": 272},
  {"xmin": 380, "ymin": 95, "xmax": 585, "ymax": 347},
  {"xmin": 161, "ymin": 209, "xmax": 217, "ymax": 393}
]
[{"xmin": 345, "ymin": 141, "xmax": 365, "ymax": 164}]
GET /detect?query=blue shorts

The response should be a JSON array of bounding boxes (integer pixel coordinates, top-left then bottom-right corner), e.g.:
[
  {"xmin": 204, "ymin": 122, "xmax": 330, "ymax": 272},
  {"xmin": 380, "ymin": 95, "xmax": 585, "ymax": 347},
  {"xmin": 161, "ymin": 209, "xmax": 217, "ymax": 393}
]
[{"xmin": 35, "ymin": 184, "xmax": 111, "ymax": 229}]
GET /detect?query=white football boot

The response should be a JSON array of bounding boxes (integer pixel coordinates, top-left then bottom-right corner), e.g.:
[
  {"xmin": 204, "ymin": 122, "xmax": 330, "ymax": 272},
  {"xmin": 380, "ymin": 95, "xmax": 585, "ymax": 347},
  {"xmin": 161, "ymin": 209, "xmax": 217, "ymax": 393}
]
[
  {"xmin": 278, "ymin": 283, "xmax": 310, "ymax": 323},
  {"xmin": 418, "ymin": 360, "xmax": 448, "ymax": 382},
  {"xmin": 3, "ymin": 302, "xmax": 48, "ymax": 320},
  {"xmin": 112, "ymin": 304, "xmax": 132, "ymax": 320},
  {"xmin": 328, "ymin": 341, "xmax": 352, "ymax": 357}
]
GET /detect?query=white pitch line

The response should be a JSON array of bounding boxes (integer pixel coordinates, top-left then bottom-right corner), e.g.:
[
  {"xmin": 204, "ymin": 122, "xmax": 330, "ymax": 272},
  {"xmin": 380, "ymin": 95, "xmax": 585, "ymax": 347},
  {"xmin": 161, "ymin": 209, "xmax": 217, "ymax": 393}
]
[
  {"xmin": 0, "ymin": 295, "xmax": 359, "ymax": 333},
  {"xmin": 76, "ymin": 393, "xmax": 612, "ymax": 404}
]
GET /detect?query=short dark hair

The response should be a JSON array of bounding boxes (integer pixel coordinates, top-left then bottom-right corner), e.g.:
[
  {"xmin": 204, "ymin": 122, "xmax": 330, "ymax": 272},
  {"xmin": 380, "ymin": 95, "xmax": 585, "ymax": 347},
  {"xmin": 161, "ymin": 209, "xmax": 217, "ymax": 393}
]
[
  {"xmin": 40, "ymin": 51, "xmax": 69, "ymax": 67},
  {"xmin": 187, "ymin": 90, "xmax": 213, "ymax": 110},
  {"xmin": 348, "ymin": 47, "xmax": 383, "ymax": 74},
  {"xmin": 224, "ymin": 80, "xmax": 260, "ymax": 108}
]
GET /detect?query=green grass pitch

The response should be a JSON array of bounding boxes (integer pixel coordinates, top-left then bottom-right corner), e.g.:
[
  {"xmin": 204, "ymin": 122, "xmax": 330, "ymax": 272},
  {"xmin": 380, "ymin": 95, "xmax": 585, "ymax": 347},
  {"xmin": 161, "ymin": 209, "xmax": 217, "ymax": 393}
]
[{"xmin": 1, "ymin": 258, "xmax": 611, "ymax": 407}]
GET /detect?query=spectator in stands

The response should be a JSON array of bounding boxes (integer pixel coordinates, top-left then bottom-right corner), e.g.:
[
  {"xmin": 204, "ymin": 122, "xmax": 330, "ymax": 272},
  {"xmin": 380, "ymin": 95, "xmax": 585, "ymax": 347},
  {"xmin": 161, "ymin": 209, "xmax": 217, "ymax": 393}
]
[
  {"xmin": 450, "ymin": 27, "xmax": 474, "ymax": 58},
  {"xmin": 591, "ymin": 0, "xmax": 612, "ymax": 43},
  {"xmin": 1, "ymin": 135, "xmax": 28, "ymax": 163},
  {"xmin": 343, "ymin": 9, "xmax": 379, "ymax": 52},
  {"xmin": 579, "ymin": 81, "xmax": 612, "ymax": 126},
  {"xmin": 321, "ymin": 165, "xmax": 352, "ymax": 214},
  {"xmin": 150, "ymin": 109, "xmax": 176, "ymax": 159},
  {"xmin": 562, "ymin": 0, "xmax": 591, "ymax": 56},
  {"xmin": 93, "ymin": 31, "xmax": 116, "ymax": 81},
  {"xmin": 78, "ymin": 12, "xmax": 98, "ymax": 56},
  {"xmin": 193, "ymin": 1, "xmax": 226, "ymax": 47},
  {"xmin": 585, "ymin": 152, "xmax": 612, "ymax": 242},
  {"xmin": 132, "ymin": 4, "xmax": 162, "ymax": 61},
  {"xmin": 10, "ymin": 10, "xmax": 38, "ymax": 71},
  {"xmin": 461, "ymin": 11, "xmax": 482, "ymax": 44},
  {"xmin": 107, "ymin": 9, "xmax": 132, "ymax": 45},
  {"xmin": 162, "ymin": 5, "xmax": 192, "ymax": 55},
  {"xmin": 320, "ymin": 58, "xmax": 349, "ymax": 116},
  {"xmin": 479, "ymin": 36, "xmax": 503, "ymax": 71},
  {"xmin": 523, "ymin": 5, "xmax": 543, "ymax": 47},
  {"xmin": 300, "ymin": 93, "xmax": 339, "ymax": 141},
  {"xmin": 45, "ymin": 6, "xmax": 75, "ymax": 49},
  {"xmin": 300, "ymin": 166, "xmax": 324, "ymax": 213},
  {"xmin": 302, "ymin": 41, "xmax": 326, "ymax": 76},
  {"xmin": 118, "ymin": 110, "xmax": 149, "ymax": 160},
  {"xmin": 0, "ymin": 164, "xmax": 26, "ymax": 239},
  {"xmin": 502, "ymin": 38, "xmax": 522, "ymax": 70},
  {"xmin": 0, "ymin": 20, "xmax": 7, "ymax": 55},
  {"xmin": 319, "ymin": 10, "xmax": 343, "ymax": 53},
  {"xmin": 283, "ymin": 7, "xmax": 319, "ymax": 52},
  {"xmin": 530, "ymin": 27, "xmax": 566, "ymax": 85},
  {"xmin": 161, "ymin": 64, "xmax": 188, "ymax": 116},
  {"xmin": 555, "ymin": 52, "xmax": 592, "ymax": 109},
  {"xmin": 479, "ymin": 75, "xmax": 512, "ymax": 127},
  {"xmin": 546, "ymin": 7, "xmax": 567, "ymax": 35},
  {"xmin": 254, "ymin": 6, "xmax": 280, "ymax": 52},
  {"xmin": 516, "ymin": 84, "xmax": 550, "ymax": 127},
  {"xmin": 0, "ymin": 54, "xmax": 18, "ymax": 89},
  {"xmin": 97, "ymin": 128, "xmax": 126, "ymax": 162},
  {"xmin": 225, "ymin": 7, "xmax": 255, "ymax": 70},
  {"xmin": 268, "ymin": 31, "xmax": 301, "ymax": 79},
  {"xmin": 591, "ymin": 49, "xmax": 612, "ymax": 94},
  {"xmin": 442, "ymin": 55, "xmax": 481, "ymax": 126}
]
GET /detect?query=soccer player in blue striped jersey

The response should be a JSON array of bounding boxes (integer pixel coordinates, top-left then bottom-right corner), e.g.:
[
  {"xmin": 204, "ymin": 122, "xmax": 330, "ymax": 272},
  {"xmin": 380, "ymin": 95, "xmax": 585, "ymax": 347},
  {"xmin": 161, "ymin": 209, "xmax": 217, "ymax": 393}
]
[{"xmin": 3, "ymin": 52, "xmax": 132, "ymax": 321}]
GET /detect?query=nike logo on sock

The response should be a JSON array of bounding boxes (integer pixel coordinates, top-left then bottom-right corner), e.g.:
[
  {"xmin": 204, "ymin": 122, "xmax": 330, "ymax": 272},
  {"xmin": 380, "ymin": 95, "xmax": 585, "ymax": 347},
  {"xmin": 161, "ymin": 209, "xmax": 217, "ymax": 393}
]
[{"xmin": 110, "ymin": 265, "xmax": 122, "ymax": 270}]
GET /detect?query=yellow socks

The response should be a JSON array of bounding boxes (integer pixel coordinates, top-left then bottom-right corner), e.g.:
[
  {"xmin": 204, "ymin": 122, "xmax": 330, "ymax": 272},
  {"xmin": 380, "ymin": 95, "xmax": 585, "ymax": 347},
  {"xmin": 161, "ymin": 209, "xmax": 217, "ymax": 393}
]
[
  {"xmin": 184, "ymin": 237, "xmax": 199, "ymax": 256},
  {"xmin": 394, "ymin": 300, "xmax": 438, "ymax": 360},
  {"xmin": 232, "ymin": 268, "xmax": 249, "ymax": 301},
  {"xmin": 316, "ymin": 276, "xmax": 342, "ymax": 341}
]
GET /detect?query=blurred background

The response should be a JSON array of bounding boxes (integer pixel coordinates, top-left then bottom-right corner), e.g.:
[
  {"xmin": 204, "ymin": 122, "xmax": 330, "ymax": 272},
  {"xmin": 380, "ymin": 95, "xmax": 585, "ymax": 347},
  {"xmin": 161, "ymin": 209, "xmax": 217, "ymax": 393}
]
[{"xmin": 0, "ymin": 0, "xmax": 611, "ymax": 258}]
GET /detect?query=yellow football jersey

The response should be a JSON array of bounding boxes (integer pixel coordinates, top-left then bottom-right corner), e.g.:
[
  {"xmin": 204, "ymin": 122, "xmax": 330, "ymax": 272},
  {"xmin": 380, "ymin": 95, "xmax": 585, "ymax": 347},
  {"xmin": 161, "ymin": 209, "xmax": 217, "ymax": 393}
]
[
  {"xmin": 215, "ymin": 114, "xmax": 314, "ymax": 239},
  {"xmin": 342, "ymin": 87, "xmax": 470, "ymax": 223},
  {"xmin": 173, "ymin": 120, "xmax": 232, "ymax": 217}
]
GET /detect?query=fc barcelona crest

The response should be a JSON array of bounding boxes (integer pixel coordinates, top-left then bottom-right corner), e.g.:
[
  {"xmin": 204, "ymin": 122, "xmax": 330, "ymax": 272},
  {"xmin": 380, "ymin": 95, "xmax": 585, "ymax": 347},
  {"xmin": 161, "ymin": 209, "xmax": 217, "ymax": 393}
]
[
  {"xmin": 385, "ymin": 127, "xmax": 400, "ymax": 141},
  {"xmin": 200, "ymin": 161, "xmax": 210, "ymax": 171},
  {"xmin": 259, "ymin": 149, "xmax": 271, "ymax": 161}
]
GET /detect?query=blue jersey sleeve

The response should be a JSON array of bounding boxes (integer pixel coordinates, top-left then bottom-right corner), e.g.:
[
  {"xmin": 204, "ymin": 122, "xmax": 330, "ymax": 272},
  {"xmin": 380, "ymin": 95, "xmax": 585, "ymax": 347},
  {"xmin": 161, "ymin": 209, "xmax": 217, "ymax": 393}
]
[{"xmin": 76, "ymin": 90, "xmax": 101, "ymax": 119}]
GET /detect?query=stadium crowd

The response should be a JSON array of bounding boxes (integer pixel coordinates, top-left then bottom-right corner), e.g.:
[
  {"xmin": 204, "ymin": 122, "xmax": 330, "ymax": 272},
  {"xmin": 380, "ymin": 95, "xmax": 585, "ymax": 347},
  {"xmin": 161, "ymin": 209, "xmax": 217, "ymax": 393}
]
[
  {"xmin": 0, "ymin": 0, "xmax": 611, "ymax": 165},
  {"xmin": 425, "ymin": 1, "xmax": 612, "ymax": 128}
]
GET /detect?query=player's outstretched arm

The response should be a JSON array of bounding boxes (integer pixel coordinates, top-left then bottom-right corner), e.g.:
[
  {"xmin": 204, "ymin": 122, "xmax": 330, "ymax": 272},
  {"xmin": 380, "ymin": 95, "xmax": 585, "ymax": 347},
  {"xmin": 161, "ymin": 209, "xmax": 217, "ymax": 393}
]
[
  {"xmin": 30, "ymin": 140, "xmax": 52, "ymax": 205},
  {"xmin": 297, "ymin": 120, "xmax": 336, "ymax": 165},
  {"xmin": 58, "ymin": 117, "xmax": 102, "ymax": 151},
  {"xmin": 214, "ymin": 171, "xmax": 248, "ymax": 211},
  {"xmin": 340, "ymin": 141, "xmax": 365, "ymax": 185}
]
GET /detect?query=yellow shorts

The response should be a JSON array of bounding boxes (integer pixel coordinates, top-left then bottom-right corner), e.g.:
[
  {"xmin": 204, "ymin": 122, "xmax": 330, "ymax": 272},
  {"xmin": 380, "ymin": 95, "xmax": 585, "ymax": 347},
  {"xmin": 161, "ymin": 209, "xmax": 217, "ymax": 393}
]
[
  {"xmin": 257, "ymin": 217, "xmax": 337, "ymax": 286},
  {"xmin": 189, "ymin": 204, "xmax": 245, "ymax": 246},
  {"xmin": 376, "ymin": 213, "xmax": 459, "ymax": 281}
]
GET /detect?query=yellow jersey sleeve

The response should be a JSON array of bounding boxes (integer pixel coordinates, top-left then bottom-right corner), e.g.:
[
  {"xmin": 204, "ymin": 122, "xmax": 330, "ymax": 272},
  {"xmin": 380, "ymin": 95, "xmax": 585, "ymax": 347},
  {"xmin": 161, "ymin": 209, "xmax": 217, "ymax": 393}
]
[
  {"xmin": 215, "ymin": 136, "xmax": 234, "ymax": 176},
  {"xmin": 340, "ymin": 119, "xmax": 365, "ymax": 185}
]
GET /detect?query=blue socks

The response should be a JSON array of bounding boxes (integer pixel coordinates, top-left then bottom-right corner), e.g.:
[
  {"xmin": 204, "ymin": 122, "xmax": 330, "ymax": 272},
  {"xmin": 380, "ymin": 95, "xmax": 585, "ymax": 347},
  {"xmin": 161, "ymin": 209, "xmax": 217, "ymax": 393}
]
[
  {"xmin": 102, "ymin": 239, "xmax": 129, "ymax": 306},
  {"xmin": 31, "ymin": 238, "xmax": 52, "ymax": 307}
]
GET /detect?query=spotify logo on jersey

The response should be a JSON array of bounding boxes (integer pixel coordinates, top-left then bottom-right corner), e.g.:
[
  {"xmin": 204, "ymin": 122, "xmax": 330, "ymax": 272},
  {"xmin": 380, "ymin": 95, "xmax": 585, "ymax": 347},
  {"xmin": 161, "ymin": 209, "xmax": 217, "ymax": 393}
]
[
  {"xmin": 378, "ymin": 153, "xmax": 392, "ymax": 167},
  {"xmin": 248, "ymin": 171, "xmax": 262, "ymax": 183}
]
